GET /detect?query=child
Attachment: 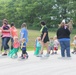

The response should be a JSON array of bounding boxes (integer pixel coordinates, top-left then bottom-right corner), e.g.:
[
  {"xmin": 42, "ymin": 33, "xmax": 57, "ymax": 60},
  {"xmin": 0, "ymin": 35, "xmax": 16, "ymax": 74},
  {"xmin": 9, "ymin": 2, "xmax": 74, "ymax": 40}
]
[
  {"xmin": 34, "ymin": 36, "xmax": 42, "ymax": 56},
  {"xmin": 53, "ymin": 36, "xmax": 59, "ymax": 54},
  {"xmin": 48, "ymin": 37, "xmax": 54, "ymax": 54},
  {"xmin": 20, "ymin": 38, "xmax": 28, "ymax": 59},
  {"xmin": 71, "ymin": 35, "xmax": 76, "ymax": 54},
  {"xmin": 8, "ymin": 37, "xmax": 20, "ymax": 58}
]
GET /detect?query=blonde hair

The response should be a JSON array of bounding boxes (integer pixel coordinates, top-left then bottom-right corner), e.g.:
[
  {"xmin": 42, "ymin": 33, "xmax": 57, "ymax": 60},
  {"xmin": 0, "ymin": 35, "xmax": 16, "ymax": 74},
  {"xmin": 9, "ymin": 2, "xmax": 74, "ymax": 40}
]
[
  {"xmin": 21, "ymin": 23, "xmax": 27, "ymax": 28},
  {"xmin": 37, "ymin": 37, "xmax": 41, "ymax": 41}
]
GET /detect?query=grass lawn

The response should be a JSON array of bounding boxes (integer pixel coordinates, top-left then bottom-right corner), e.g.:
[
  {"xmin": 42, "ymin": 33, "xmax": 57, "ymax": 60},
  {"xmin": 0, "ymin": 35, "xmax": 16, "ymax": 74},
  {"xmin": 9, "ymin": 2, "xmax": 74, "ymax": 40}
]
[
  {"xmin": 17, "ymin": 29, "xmax": 57, "ymax": 50},
  {"xmin": 17, "ymin": 29, "xmax": 75, "ymax": 51}
]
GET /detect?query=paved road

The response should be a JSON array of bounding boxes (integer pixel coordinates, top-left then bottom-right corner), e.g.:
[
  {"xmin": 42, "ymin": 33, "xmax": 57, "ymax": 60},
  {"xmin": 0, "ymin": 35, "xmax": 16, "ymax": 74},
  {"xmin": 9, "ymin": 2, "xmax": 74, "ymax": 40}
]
[{"xmin": 0, "ymin": 51, "xmax": 76, "ymax": 75}]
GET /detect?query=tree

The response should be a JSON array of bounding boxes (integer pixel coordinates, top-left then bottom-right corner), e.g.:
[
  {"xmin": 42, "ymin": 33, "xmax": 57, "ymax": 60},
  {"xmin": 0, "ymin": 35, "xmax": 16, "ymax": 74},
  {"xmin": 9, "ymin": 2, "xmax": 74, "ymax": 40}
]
[{"xmin": 0, "ymin": 0, "xmax": 76, "ymax": 28}]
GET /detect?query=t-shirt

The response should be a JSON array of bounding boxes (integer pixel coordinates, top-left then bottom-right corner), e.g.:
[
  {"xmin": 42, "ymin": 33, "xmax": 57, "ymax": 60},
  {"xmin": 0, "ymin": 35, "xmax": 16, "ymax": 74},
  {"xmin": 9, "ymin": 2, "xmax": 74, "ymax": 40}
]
[
  {"xmin": 10, "ymin": 27, "xmax": 18, "ymax": 37},
  {"xmin": 3, "ymin": 25, "xmax": 9, "ymax": 30},
  {"xmin": 21, "ymin": 42, "xmax": 26, "ymax": 50},
  {"xmin": 20, "ymin": 28, "xmax": 28, "ymax": 43},
  {"xmin": 41, "ymin": 26, "xmax": 49, "ymax": 42},
  {"xmin": 36, "ymin": 40, "xmax": 41, "ymax": 47},
  {"xmin": 2, "ymin": 25, "xmax": 11, "ymax": 37},
  {"xmin": 13, "ymin": 41, "xmax": 20, "ymax": 48},
  {"xmin": 49, "ymin": 40, "xmax": 54, "ymax": 47}
]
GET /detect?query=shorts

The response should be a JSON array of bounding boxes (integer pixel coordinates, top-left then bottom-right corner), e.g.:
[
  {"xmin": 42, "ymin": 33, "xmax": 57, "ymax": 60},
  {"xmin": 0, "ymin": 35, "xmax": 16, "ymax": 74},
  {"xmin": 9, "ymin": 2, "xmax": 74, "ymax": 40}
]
[
  {"xmin": 54, "ymin": 47, "xmax": 58, "ymax": 51},
  {"xmin": 49, "ymin": 46, "xmax": 54, "ymax": 50},
  {"xmin": 21, "ymin": 48, "xmax": 26, "ymax": 54},
  {"xmin": 22, "ymin": 50, "xmax": 26, "ymax": 54}
]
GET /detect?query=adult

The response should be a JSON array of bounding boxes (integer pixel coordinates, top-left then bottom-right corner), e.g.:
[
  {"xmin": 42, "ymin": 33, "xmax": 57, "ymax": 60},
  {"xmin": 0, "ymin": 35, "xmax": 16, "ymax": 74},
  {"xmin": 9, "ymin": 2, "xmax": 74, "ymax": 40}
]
[
  {"xmin": 10, "ymin": 22, "xmax": 18, "ymax": 49},
  {"xmin": 2, "ymin": 19, "xmax": 10, "ymax": 27},
  {"xmin": 39, "ymin": 21, "xmax": 49, "ymax": 57},
  {"xmin": 1, "ymin": 19, "xmax": 11, "ymax": 55},
  {"xmin": 57, "ymin": 22, "xmax": 71, "ymax": 57},
  {"xmin": 20, "ymin": 23, "xmax": 28, "ymax": 43}
]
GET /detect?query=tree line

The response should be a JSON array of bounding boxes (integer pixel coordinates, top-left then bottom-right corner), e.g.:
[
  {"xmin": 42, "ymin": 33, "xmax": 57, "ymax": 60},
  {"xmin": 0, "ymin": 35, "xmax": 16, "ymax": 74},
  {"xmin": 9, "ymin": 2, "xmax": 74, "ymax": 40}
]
[{"xmin": 0, "ymin": 0, "xmax": 76, "ymax": 28}]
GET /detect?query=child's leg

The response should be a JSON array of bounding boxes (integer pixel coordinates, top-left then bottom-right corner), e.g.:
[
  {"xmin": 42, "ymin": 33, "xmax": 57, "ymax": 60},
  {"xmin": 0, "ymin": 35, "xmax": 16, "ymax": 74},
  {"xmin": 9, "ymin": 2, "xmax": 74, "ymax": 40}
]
[
  {"xmin": 72, "ymin": 47, "xmax": 76, "ymax": 54},
  {"xmin": 48, "ymin": 46, "xmax": 51, "ymax": 54},
  {"xmin": 9, "ymin": 48, "xmax": 18, "ymax": 58},
  {"xmin": 34, "ymin": 47, "xmax": 40, "ymax": 55},
  {"xmin": 51, "ymin": 50, "xmax": 54, "ymax": 54},
  {"xmin": 8, "ymin": 49, "xmax": 14, "ymax": 57},
  {"xmin": 51, "ymin": 47, "xmax": 54, "ymax": 54},
  {"xmin": 21, "ymin": 50, "xmax": 23, "ymax": 57},
  {"xmin": 21, "ymin": 50, "xmax": 26, "ymax": 59},
  {"xmin": 54, "ymin": 50, "xmax": 57, "ymax": 54},
  {"xmin": 13, "ymin": 48, "xmax": 19, "ymax": 58},
  {"xmin": 74, "ymin": 47, "xmax": 76, "ymax": 52},
  {"xmin": 25, "ymin": 52, "xmax": 28, "ymax": 58},
  {"xmin": 8, "ymin": 50, "xmax": 14, "ymax": 58},
  {"xmin": 13, "ymin": 53, "xmax": 18, "ymax": 58},
  {"xmin": 54, "ymin": 47, "xmax": 58, "ymax": 54},
  {"xmin": 73, "ymin": 47, "xmax": 76, "ymax": 54},
  {"xmin": 23, "ymin": 54, "xmax": 26, "ymax": 58}
]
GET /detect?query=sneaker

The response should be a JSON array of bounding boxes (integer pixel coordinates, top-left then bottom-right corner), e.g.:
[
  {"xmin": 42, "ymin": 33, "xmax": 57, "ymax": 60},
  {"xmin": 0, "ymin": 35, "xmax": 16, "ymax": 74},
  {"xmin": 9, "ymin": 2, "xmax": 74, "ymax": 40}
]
[
  {"xmin": 21, "ymin": 57, "xmax": 25, "ymax": 59},
  {"xmin": 13, "ymin": 55, "xmax": 18, "ymax": 58},
  {"xmin": 26, "ymin": 53, "xmax": 29, "ymax": 58},
  {"xmin": 26, "ymin": 55, "xmax": 28, "ymax": 59},
  {"xmin": 51, "ymin": 52, "xmax": 54, "ymax": 55},
  {"xmin": 54, "ymin": 52, "xmax": 57, "ymax": 54},
  {"xmin": 45, "ymin": 53, "xmax": 49, "ymax": 57},
  {"xmin": 2, "ymin": 53, "xmax": 7, "ymax": 56},
  {"xmin": 19, "ymin": 56, "xmax": 23, "ymax": 58},
  {"xmin": 36, "ymin": 54, "xmax": 42, "ymax": 57},
  {"xmin": 72, "ymin": 52, "xmax": 74, "ymax": 54}
]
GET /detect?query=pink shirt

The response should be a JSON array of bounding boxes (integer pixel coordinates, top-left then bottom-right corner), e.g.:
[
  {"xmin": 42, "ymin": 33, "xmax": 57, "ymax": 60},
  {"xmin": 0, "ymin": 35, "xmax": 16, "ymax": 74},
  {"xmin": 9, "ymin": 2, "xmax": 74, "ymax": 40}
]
[
  {"xmin": 13, "ymin": 41, "xmax": 20, "ymax": 48},
  {"xmin": 1, "ymin": 25, "xmax": 11, "ymax": 37}
]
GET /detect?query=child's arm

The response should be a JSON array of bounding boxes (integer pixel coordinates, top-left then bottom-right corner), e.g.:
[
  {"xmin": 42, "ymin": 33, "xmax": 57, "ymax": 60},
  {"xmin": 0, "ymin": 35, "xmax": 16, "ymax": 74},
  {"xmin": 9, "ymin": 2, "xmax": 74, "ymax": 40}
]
[
  {"xmin": 22, "ymin": 45, "xmax": 26, "ymax": 47},
  {"xmin": 21, "ymin": 42, "xmax": 26, "ymax": 48},
  {"xmin": 20, "ymin": 33, "xmax": 24, "ymax": 39}
]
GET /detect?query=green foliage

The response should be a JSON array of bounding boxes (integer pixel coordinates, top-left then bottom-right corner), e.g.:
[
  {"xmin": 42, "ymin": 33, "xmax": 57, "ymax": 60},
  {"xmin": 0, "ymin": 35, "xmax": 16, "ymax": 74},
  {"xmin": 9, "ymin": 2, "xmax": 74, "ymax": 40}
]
[{"xmin": 0, "ymin": 0, "xmax": 76, "ymax": 28}]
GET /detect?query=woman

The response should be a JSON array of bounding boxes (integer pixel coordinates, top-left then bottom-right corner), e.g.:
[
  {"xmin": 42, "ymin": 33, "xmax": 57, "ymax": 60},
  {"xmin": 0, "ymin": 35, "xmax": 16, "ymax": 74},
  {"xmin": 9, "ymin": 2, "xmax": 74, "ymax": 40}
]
[
  {"xmin": 39, "ymin": 21, "xmax": 49, "ymax": 57},
  {"xmin": 57, "ymin": 22, "xmax": 71, "ymax": 57},
  {"xmin": 1, "ymin": 19, "xmax": 11, "ymax": 56}
]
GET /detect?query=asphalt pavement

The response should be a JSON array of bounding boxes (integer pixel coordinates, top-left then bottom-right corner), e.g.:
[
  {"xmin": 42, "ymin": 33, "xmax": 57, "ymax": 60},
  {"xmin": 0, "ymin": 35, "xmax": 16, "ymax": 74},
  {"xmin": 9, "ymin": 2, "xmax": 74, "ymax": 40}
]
[{"xmin": 0, "ymin": 51, "xmax": 76, "ymax": 75}]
